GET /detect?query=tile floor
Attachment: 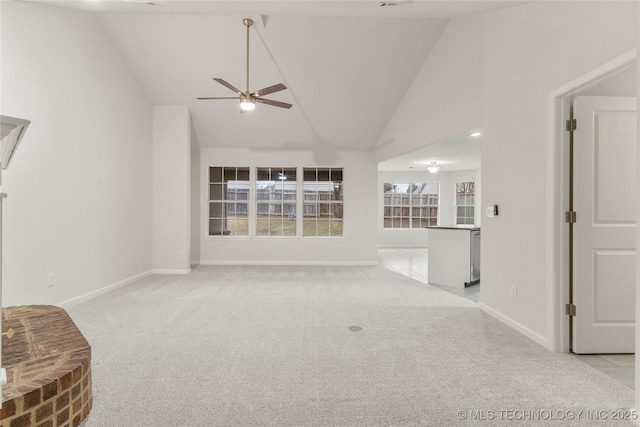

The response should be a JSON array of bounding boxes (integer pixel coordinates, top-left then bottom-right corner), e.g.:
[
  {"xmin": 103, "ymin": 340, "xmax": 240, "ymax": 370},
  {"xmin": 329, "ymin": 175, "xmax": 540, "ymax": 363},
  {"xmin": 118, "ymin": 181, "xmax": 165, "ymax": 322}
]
[
  {"xmin": 378, "ymin": 247, "xmax": 479, "ymax": 302},
  {"xmin": 571, "ymin": 354, "xmax": 635, "ymax": 390},
  {"xmin": 377, "ymin": 247, "xmax": 635, "ymax": 390}
]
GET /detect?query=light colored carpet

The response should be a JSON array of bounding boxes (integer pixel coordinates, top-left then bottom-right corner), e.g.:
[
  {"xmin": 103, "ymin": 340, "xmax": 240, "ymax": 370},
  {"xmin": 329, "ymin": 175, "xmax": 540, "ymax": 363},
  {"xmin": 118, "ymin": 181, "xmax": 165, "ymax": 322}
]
[{"xmin": 66, "ymin": 265, "xmax": 635, "ymax": 426}]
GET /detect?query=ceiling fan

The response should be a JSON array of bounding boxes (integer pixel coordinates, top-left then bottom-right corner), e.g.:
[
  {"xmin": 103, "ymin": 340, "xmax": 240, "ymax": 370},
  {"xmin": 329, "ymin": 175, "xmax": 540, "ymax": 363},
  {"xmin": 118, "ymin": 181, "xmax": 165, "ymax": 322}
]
[{"xmin": 197, "ymin": 18, "xmax": 292, "ymax": 111}]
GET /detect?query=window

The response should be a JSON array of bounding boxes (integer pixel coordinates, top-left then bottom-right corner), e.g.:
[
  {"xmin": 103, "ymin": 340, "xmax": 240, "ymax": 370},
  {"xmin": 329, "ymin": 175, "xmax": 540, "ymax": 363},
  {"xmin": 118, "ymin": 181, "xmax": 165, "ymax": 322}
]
[
  {"xmin": 383, "ymin": 183, "xmax": 439, "ymax": 228},
  {"xmin": 208, "ymin": 167, "xmax": 250, "ymax": 235},
  {"xmin": 303, "ymin": 168, "xmax": 343, "ymax": 236},
  {"xmin": 256, "ymin": 167, "xmax": 297, "ymax": 237},
  {"xmin": 456, "ymin": 181, "xmax": 475, "ymax": 225}
]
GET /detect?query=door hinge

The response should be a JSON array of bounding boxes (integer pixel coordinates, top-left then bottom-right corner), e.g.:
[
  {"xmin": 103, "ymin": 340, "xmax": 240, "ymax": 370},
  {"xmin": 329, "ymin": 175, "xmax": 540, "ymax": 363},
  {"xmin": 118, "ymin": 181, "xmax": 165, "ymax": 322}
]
[
  {"xmin": 565, "ymin": 211, "xmax": 577, "ymax": 223},
  {"xmin": 566, "ymin": 119, "xmax": 577, "ymax": 132},
  {"xmin": 565, "ymin": 303, "xmax": 576, "ymax": 316}
]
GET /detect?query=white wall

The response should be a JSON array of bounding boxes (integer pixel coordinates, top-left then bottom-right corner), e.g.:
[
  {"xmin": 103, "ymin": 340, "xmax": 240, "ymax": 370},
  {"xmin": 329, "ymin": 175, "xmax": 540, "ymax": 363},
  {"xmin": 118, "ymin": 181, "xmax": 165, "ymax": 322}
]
[
  {"xmin": 190, "ymin": 120, "xmax": 201, "ymax": 266},
  {"xmin": 377, "ymin": 169, "xmax": 481, "ymax": 248},
  {"xmin": 375, "ymin": 1, "xmax": 637, "ymax": 347},
  {"xmin": 374, "ymin": 13, "xmax": 483, "ymax": 163},
  {"xmin": 152, "ymin": 106, "xmax": 191, "ymax": 273},
  {"xmin": 198, "ymin": 148, "xmax": 378, "ymax": 265},
  {"xmin": 0, "ymin": 2, "xmax": 153, "ymax": 305},
  {"xmin": 481, "ymin": 1, "xmax": 637, "ymax": 345}
]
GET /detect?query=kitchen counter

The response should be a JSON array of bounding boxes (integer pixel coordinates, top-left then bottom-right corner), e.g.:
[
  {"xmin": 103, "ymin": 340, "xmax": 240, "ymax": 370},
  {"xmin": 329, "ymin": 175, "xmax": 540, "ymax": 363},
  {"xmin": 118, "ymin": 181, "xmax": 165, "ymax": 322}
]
[
  {"xmin": 427, "ymin": 226, "xmax": 480, "ymax": 231},
  {"xmin": 427, "ymin": 227, "xmax": 481, "ymax": 288}
]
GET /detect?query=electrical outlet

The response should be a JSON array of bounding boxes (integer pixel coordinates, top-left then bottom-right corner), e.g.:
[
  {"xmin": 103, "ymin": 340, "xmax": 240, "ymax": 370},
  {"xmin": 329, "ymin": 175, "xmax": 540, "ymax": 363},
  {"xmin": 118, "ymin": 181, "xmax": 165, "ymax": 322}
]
[
  {"xmin": 340, "ymin": 245, "xmax": 345, "ymax": 252},
  {"xmin": 47, "ymin": 274, "xmax": 55, "ymax": 288},
  {"xmin": 178, "ymin": 250, "xmax": 184, "ymax": 258},
  {"xmin": 510, "ymin": 285, "xmax": 517, "ymax": 299}
]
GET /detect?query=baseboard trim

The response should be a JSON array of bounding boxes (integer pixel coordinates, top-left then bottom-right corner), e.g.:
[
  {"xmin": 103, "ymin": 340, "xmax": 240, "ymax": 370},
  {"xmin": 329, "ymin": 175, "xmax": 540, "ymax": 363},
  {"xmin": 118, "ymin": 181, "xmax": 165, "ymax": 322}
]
[
  {"xmin": 58, "ymin": 270, "xmax": 153, "ymax": 308},
  {"xmin": 152, "ymin": 269, "xmax": 191, "ymax": 275},
  {"xmin": 377, "ymin": 245, "xmax": 429, "ymax": 249},
  {"xmin": 198, "ymin": 260, "xmax": 378, "ymax": 266},
  {"xmin": 479, "ymin": 302, "xmax": 550, "ymax": 350}
]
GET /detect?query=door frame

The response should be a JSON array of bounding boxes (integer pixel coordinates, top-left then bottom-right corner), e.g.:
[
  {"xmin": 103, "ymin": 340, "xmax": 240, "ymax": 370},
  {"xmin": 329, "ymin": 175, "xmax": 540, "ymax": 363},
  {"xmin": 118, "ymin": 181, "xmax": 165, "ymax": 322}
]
[{"xmin": 547, "ymin": 48, "xmax": 637, "ymax": 354}]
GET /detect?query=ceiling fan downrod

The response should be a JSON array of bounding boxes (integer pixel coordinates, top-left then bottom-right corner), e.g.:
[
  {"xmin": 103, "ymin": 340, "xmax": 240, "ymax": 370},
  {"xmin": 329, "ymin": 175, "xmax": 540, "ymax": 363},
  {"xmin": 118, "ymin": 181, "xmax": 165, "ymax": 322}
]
[
  {"xmin": 197, "ymin": 17, "xmax": 292, "ymax": 110},
  {"xmin": 243, "ymin": 18, "xmax": 253, "ymax": 95}
]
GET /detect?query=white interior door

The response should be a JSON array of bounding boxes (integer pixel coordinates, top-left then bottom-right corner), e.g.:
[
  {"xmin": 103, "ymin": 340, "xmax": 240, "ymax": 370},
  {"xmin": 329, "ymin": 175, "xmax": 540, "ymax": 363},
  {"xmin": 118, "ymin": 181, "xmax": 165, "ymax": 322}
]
[{"xmin": 573, "ymin": 96, "xmax": 636, "ymax": 354}]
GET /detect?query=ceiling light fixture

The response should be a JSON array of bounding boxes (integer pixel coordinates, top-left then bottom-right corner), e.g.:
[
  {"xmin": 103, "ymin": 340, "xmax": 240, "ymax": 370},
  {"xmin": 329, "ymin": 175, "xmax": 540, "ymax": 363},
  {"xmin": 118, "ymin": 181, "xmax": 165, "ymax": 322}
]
[
  {"xmin": 240, "ymin": 94, "xmax": 256, "ymax": 111},
  {"xmin": 471, "ymin": 132, "xmax": 481, "ymax": 137},
  {"xmin": 427, "ymin": 162, "xmax": 440, "ymax": 174},
  {"xmin": 197, "ymin": 18, "xmax": 292, "ymax": 111}
]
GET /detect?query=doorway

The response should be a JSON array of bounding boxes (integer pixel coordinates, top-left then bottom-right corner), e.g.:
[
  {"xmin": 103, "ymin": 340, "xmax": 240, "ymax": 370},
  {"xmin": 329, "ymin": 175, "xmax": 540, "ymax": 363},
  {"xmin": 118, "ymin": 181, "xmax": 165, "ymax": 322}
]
[{"xmin": 550, "ymin": 50, "xmax": 636, "ymax": 390}]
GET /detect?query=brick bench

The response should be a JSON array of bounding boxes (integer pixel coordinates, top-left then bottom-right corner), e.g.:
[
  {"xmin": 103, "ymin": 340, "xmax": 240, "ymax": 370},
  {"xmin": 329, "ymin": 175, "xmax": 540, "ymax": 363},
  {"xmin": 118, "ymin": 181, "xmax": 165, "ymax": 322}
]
[{"xmin": 0, "ymin": 305, "xmax": 92, "ymax": 427}]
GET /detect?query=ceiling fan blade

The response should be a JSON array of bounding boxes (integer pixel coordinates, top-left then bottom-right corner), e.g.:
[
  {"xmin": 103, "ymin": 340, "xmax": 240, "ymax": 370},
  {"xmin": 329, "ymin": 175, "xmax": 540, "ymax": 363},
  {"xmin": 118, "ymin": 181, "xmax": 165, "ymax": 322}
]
[
  {"xmin": 213, "ymin": 78, "xmax": 243, "ymax": 95},
  {"xmin": 251, "ymin": 83, "xmax": 287, "ymax": 97},
  {"xmin": 255, "ymin": 97, "xmax": 293, "ymax": 109},
  {"xmin": 197, "ymin": 97, "xmax": 239, "ymax": 100}
]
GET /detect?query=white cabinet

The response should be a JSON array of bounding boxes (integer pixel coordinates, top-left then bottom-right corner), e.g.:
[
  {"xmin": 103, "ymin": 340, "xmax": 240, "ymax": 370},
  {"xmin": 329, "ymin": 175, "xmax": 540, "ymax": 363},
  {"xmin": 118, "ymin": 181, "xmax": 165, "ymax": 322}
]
[{"xmin": 427, "ymin": 227, "xmax": 480, "ymax": 288}]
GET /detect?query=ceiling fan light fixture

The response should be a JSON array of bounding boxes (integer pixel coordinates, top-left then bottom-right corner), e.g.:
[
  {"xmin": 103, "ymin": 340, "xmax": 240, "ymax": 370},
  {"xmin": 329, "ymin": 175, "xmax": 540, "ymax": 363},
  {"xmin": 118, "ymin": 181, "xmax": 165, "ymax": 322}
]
[
  {"xmin": 198, "ymin": 18, "xmax": 292, "ymax": 111},
  {"xmin": 427, "ymin": 162, "xmax": 440, "ymax": 173},
  {"xmin": 240, "ymin": 95, "xmax": 255, "ymax": 111}
]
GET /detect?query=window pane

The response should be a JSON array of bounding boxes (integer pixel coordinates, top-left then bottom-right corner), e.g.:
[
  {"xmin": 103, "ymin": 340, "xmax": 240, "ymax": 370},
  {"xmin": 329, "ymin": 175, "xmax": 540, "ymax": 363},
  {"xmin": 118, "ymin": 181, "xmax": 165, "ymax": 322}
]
[
  {"xmin": 332, "ymin": 184, "xmax": 343, "ymax": 201},
  {"xmin": 210, "ymin": 167, "xmax": 223, "ymax": 183},
  {"xmin": 210, "ymin": 184, "xmax": 224, "ymax": 201},
  {"xmin": 256, "ymin": 168, "xmax": 296, "ymax": 236},
  {"xmin": 454, "ymin": 181, "xmax": 475, "ymax": 225},
  {"xmin": 313, "ymin": 220, "xmax": 328, "ymax": 236},
  {"xmin": 209, "ymin": 167, "xmax": 251, "ymax": 236},
  {"xmin": 224, "ymin": 167, "xmax": 236, "ymax": 181},
  {"xmin": 383, "ymin": 182, "xmax": 438, "ymax": 228},
  {"xmin": 304, "ymin": 168, "xmax": 343, "ymax": 236},
  {"xmin": 282, "ymin": 167, "xmax": 296, "ymax": 181},
  {"xmin": 466, "ymin": 207, "xmax": 474, "ymax": 219},
  {"xmin": 304, "ymin": 169, "xmax": 316, "ymax": 181},
  {"xmin": 256, "ymin": 216, "xmax": 269, "ymax": 236},
  {"xmin": 318, "ymin": 203, "xmax": 332, "ymax": 218},
  {"xmin": 209, "ymin": 202, "xmax": 223, "ymax": 218},
  {"xmin": 237, "ymin": 167, "xmax": 249, "ymax": 181},
  {"xmin": 317, "ymin": 168, "xmax": 330, "ymax": 181},
  {"xmin": 303, "ymin": 218, "xmax": 317, "ymax": 236},
  {"xmin": 333, "ymin": 203, "xmax": 343, "ymax": 219},
  {"xmin": 330, "ymin": 219, "xmax": 343, "ymax": 236},
  {"xmin": 209, "ymin": 219, "xmax": 226, "ymax": 235},
  {"xmin": 256, "ymin": 185, "xmax": 270, "ymax": 200},
  {"xmin": 256, "ymin": 167, "xmax": 270, "ymax": 181}
]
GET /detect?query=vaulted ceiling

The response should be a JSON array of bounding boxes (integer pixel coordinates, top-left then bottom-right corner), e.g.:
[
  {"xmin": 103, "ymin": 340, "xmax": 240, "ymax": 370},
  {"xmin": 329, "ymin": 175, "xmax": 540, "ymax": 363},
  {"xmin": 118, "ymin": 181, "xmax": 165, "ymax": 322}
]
[{"xmin": 24, "ymin": 1, "xmax": 515, "ymax": 166}]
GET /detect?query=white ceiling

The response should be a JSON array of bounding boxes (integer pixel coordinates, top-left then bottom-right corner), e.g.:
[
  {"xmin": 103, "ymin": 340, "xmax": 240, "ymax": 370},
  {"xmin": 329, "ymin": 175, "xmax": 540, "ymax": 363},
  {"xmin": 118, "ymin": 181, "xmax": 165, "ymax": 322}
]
[
  {"xmin": 378, "ymin": 130, "xmax": 481, "ymax": 172},
  {"xmin": 24, "ymin": 0, "xmax": 514, "ymax": 169}
]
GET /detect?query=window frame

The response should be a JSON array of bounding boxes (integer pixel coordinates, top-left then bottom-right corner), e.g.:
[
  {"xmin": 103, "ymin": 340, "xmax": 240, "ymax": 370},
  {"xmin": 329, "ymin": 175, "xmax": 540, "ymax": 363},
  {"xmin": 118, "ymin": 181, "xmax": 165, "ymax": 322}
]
[
  {"xmin": 383, "ymin": 182, "xmax": 439, "ymax": 229},
  {"xmin": 455, "ymin": 181, "xmax": 475, "ymax": 226},
  {"xmin": 205, "ymin": 166, "xmax": 345, "ymax": 239},
  {"xmin": 302, "ymin": 167, "xmax": 344, "ymax": 238},
  {"xmin": 207, "ymin": 167, "xmax": 250, "ymax": 236},
  {"xmin": 255, "ymin": 167, "xmax": 298, "ymax": 238}
]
